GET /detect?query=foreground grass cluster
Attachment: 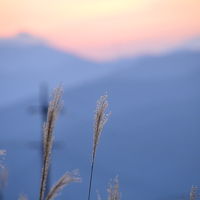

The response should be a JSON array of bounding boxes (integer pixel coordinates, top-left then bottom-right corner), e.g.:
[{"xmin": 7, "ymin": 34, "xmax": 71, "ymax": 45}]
[
  {"xmin": 1, "ymin": 86, "xmax": 198, "ymax": 200},
  {"xmin": 18, "ymin": 86, "xmax": 120, "ymax": 200}
]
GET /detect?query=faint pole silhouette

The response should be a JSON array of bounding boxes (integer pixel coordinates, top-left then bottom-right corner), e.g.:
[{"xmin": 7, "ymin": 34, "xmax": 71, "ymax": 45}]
[{"xmin": 28, "ymin": 83, "xmax": 51, "ymax": 198}]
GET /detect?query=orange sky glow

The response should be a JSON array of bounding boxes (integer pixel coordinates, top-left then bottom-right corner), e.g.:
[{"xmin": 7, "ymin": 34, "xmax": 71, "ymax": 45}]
[{"xmin": 0, "ymin": 0, "xmax": 200, "ymax": 60}]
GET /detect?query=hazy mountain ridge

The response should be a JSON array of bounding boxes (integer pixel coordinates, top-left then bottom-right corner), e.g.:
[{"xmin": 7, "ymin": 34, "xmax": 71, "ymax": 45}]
[{"xmin": 0, "ymin": 34, "xmax": 119, "ymax": 107}]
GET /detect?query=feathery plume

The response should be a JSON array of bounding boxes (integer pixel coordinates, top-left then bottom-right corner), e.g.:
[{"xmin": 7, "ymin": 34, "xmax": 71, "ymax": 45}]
[
  {"xmin": 0, "ymin": 150, "xmax": 6, "ymax": 169},
  {"xmin": 88, "ymin": 95, "xmax": 110, "ymax": 200},
  {"xmin": 107, "ymin": 177, "xmax": 120, "ymax": 200},
  {"xmin": 39, "ymin": 87, "xmax": 63, "ymax": 200},
  {"xmin": 0, "ymin": 168, "xmax": 8, "ymax": 189},
  {"xmin": 0, "ymin": 150, "xmax": 6, "ymax": 156},
  {"xmin": 190, "ymin": 186, "xmax": 200, "ymax": 200},
  {"xmin": 93, "ymin": 95, "xmax": 109, "ymax": 159},
  {"xmin": 18, "ymin": 194, "xmax": 28, "ymax": 200},
  {"xmin": 45, "ymin": 171, "xmax": 81, "ymax": 200},
  {"xmin": 96, "ymin": 190, "xmax": 102, "ymax": 200}
]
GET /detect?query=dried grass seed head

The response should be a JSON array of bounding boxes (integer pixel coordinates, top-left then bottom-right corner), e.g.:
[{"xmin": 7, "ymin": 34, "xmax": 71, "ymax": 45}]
[
  {"xmin": 39, "ymin": 86, "xmax": 63, "ymax": 200},
  {"xmin": 190, "ymin": 186, "xmax": 200, "ymax": 200},
  {"xmin": 93, "ymin": 95, "xmax": 110, "ymax": 157},
  {"xmin": 18, "ymin": 194, "xmax": 28, "ymax": 200},
  {"xmin": 107, "ymin": 177, "xmax": 120, "ymax": 200},
  {"xmin": 46, "ymin": 170, "xmax": 81, "ymax": 200},
  {"xmin": 43, "ymin": 87, "xmax": 63, "ymax": 153}
]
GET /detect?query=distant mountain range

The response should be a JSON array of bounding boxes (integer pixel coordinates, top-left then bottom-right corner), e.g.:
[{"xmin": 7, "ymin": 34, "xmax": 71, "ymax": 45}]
[
  {"xmin": 0, "ymin": 39, "xmax": 200, "ymax": 200},
  {"xmin": 0, "ymin": 33, "xmax": 119, "ymax": 107},
  {"xmin": 1, "ymin": 33, "xmax": 199, "ymax": 107}
]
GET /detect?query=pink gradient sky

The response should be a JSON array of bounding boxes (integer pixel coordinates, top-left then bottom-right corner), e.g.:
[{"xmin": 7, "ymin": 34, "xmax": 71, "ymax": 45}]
[{"xmin": 0, "ymin": 0, "xmax": 200, "ymax": 60}]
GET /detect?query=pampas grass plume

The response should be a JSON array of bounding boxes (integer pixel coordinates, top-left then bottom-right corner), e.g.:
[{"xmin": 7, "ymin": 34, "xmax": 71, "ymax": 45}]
[
  {"xmin": 45, "ymin": 171, "xmax": 81, "ymax": 200},
  {"xmin": 18, "ymin": 194, "xmax": 28, "ymax": 200},
  {"xmin": 107, "ymin": 177, "xmax": 120, "ymax": 200},
  {"xmin": 39, "ymin": 87, "xmax": 63, "ymax": 200},
  {"xmin": 88, "ymin": 95, "xmax": 110, "ymax": 200},
  {"xmin": 190, "ymin": 186, "xmax": 200, "ymax": 200}
]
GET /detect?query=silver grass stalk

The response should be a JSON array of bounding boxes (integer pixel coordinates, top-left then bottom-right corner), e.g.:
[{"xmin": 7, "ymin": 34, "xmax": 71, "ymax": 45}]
[
  {"xmin": 87, "ymin": 95, "xmax": 110, "ymax": 200},
  {"xmin": 18, "ymin": 194, "xmax": 28, "ymax": 200},
  {"xmin": 39, "ymin": 87, "xmax": 63, "ymax": 200},
  {"xmin": 0, "ymin": 168, "xmax": 8, "ymax": 189},
  {"xmin": 96, "ymin": 191, "xmax": 102, "ymax": 200},
  {"xmin": 0, "ymin": 149, "xmax": 6, "ymax": 170},
  {"xmin": 45, "ymin": 171, "xmax": 81, "ymax": 200},
  {"xmin": 190, "ymin": 186, "xmax": 200, "ymax": 200},
  {"xmin": 107, "ymin": 177, "xmax": 120, "ymax": 200},
  {"xmin": 0, "ymin": 150, "xmax": 6, "ymax": 156},
  {"xmin": 93, "ymin": 95, "xmax": 109, "ymax": 159}
]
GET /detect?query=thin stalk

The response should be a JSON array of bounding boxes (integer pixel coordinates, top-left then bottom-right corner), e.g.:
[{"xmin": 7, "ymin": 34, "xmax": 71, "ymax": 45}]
[
  {"xmin": 39, "ymin": 87, "xmax": 63, "ymax": 200},
  {"xmin": 87, "ymin": 95, "xmax": 110, "ymax": 200},
  {"xmin": 87, "ymin": 155, "xmax": 95, "ymax": 200}
]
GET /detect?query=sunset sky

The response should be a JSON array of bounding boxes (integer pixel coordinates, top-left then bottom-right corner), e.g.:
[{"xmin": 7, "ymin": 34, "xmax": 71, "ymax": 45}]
[{"xmin": 0, "ymin": 0, "xmax": 200, "ymax": 60}]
